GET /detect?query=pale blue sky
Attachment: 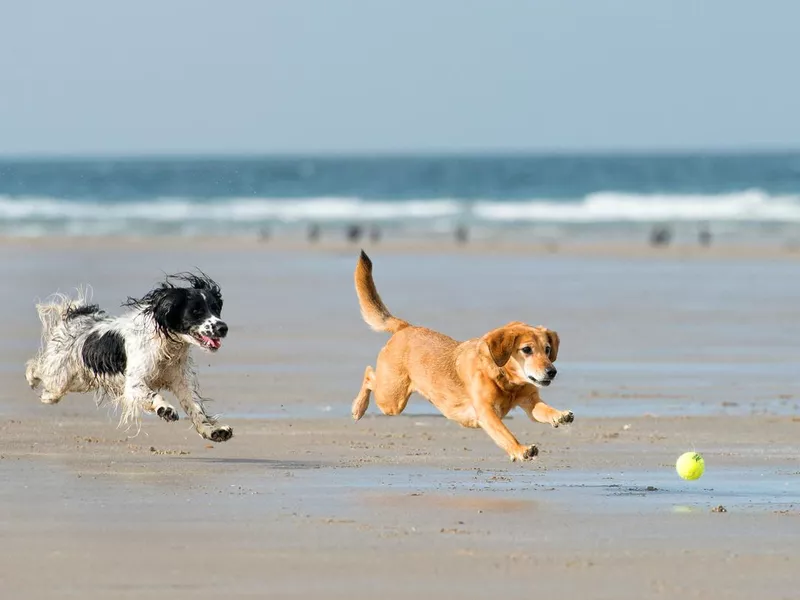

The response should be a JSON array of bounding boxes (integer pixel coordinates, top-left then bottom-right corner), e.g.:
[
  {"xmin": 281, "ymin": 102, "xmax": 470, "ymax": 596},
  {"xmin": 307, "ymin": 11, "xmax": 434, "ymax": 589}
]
[{"xmin": 1, "ymin": 0, "xmax": 798, "ymax": 155}]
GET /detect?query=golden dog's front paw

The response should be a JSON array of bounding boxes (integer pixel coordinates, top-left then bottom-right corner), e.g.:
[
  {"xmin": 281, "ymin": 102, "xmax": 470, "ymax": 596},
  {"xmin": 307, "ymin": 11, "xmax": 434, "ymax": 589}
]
[
  {"xmin": 552, "ymin": 410, "xmax": 574, "ymax": 428},
  {"xmin": 510, "ymin": 444, "xmax": 539, "ymax": 462}
]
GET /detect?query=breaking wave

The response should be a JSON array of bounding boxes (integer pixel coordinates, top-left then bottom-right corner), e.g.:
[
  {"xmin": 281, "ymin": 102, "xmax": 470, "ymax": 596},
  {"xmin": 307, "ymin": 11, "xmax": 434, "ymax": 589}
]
[
  {"xmin": 1, "ymin": 190, "xmax": 799, "ymax": 235},
  {"xmin": 473, "ymin": 190, "xmax": 800, "ymax": 223}
]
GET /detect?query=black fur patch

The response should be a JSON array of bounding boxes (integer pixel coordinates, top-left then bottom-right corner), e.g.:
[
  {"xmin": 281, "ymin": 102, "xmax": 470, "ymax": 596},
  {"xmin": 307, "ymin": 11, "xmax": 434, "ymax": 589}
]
[
  {"xmin": 123, "ymin": 271, "xmax": 224, "ymax": 340},
  {"xmin": 82, "ymin": 331, "xmax": 126, "ymax": 375},
  {"xmin": 66, "ymin": 304, "xmax": 104, "ymax": 319}
]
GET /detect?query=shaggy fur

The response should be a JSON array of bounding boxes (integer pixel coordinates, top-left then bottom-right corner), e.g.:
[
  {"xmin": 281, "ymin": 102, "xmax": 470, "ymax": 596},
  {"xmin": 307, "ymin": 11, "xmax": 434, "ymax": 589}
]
[{"xmin": 25, "ymin": 273, "xmax": 233, "ymax": 442}]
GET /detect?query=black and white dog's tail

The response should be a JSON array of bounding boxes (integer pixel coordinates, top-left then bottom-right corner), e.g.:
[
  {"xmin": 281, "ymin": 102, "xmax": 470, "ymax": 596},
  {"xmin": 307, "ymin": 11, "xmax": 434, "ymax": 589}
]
[
  {"xmin": 27, "ymin": 289, "xmax": 106, "ymax": 393},
  {"xmin": 34, "ymin": 288, "xmax": 100, "ymax": 338}
]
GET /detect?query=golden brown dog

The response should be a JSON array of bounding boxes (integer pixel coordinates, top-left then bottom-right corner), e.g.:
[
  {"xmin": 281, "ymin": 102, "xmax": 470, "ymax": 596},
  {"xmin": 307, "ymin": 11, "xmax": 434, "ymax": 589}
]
[{"xmin": 351, "ymin": 251, "xmax": 573, "ymax": 461}]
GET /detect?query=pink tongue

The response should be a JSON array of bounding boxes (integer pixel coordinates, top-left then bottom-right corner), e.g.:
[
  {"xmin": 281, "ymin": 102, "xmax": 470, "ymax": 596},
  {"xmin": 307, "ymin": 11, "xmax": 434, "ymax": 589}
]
[{"xmin": 201, "ymin": 336, "xmax": 221, "ymax": 349}]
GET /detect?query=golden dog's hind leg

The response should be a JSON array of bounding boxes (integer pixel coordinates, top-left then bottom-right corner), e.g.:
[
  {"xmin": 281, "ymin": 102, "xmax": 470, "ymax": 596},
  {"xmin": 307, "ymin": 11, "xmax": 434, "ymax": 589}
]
[
  {"xmin": 353, "ymin": 353, "xmax": 413, "ymax": 420},
  {"xmin": 352, "ymin": 365, "xmax": 375, "ymax": 421},
  {"xmin": 372, "ymin": 357, "xmax": 412, "ymax": 416}
]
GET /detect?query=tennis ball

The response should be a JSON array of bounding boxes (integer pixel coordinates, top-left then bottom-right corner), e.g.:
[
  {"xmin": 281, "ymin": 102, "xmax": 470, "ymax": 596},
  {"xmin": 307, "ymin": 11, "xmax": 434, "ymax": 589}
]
[{"xmin": 676, "ymin": 452, "xmax": 704, "ymax": 481}]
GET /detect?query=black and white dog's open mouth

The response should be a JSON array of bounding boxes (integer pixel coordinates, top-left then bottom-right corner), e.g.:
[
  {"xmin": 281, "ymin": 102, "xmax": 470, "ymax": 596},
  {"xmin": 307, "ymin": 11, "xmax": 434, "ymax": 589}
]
[{"xmin": 194, "ymin": 334, "xmax": 222, "ymax": 350}]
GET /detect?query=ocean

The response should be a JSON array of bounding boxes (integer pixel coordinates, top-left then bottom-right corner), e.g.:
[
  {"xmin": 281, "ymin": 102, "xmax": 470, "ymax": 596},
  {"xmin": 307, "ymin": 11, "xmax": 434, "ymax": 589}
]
[{"xmin": 2, "ymin": 153, "xmax": 800, "ymax": 239}]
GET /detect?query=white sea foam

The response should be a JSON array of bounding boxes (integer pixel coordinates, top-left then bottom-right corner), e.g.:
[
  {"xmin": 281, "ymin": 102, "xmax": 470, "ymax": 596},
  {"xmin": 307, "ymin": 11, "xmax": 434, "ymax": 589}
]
[
  {"xmin": 1, "ymin": 191, "xmax": 800, "ymax": 236},
  {"xmin": 474, "ymin": 190, "xmax": 800, "ymax": 223},
  {"xmin": 0, "ymin": 196, "xmax": 462, "ymax": 223}
]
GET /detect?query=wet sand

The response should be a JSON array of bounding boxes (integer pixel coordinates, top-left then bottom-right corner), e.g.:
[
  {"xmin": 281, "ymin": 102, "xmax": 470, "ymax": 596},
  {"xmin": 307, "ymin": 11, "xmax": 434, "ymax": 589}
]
[{"xmin": 1, "ymin": 238, "xmax": 799, "ymax": 599}]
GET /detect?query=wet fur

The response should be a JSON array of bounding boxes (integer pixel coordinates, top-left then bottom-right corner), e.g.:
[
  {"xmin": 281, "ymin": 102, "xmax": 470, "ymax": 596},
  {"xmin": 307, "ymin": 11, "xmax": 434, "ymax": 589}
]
[{"xmin": 25, "ymin": 274, "xmax": 233, "ymax": 442}]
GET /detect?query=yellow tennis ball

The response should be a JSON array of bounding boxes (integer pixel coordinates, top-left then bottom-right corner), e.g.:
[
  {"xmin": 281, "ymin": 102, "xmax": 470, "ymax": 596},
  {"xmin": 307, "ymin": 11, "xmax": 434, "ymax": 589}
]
[{"xmin": 676, "ymin": 452, "xmax": 704, "ymax": 480}]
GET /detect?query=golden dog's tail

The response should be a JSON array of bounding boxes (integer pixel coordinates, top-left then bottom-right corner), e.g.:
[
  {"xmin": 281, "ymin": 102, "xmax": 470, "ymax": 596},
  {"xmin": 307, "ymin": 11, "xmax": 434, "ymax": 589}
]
[{"xmin": 354, "ymin": 250, "xmax": 410, "ymax": 334}]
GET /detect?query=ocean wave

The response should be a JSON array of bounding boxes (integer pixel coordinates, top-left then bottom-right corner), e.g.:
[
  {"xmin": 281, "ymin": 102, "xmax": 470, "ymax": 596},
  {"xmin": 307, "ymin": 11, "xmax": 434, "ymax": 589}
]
[
  {"xmin": 474, "ymin": 190, "xmax": 800, "ymax": 222},
  {"xmin": 0, "ymin": 196, "xmax": 462, "ymax": 222},
  {"xmin": 473, "ymin": 190, "xmax": 800, "ymax": 223},
  {"xmin": 1, "ymin": 191, "xmax": 800, "ymax": 236}
]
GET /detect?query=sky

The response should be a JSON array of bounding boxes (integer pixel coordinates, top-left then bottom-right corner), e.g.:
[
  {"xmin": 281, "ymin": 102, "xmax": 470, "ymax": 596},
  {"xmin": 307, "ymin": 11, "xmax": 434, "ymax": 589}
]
[{"xmin": 1, "ymin": 0, "xmax": 799, "ymax": 155}]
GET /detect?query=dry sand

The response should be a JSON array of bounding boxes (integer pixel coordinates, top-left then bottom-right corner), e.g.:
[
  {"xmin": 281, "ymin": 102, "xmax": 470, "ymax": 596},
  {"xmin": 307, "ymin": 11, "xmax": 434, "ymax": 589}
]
[{"xmin": 1, "ymin": 238, "xmax": 799, "ymax": 599}]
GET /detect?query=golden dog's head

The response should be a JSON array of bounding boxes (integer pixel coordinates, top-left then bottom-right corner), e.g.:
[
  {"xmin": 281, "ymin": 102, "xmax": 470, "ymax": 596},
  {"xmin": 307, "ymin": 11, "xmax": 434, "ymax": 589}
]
[{"xmin": 481, "ymin": 321, "xmax": 560, "ymax": 387}]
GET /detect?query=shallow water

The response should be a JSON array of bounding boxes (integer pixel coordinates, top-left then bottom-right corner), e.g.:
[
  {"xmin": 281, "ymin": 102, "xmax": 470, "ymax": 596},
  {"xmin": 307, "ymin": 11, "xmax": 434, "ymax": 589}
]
[
  {"xmin": 4, "ymin": 247, "xmax": 800, "ymax": 421},
  {"xmin": 230, "ymin": 463, "xmax": 800, "ymax": 517},
  {"xmin": 4, "ymin": 241, "xmax": 800, "ymax": 600}
]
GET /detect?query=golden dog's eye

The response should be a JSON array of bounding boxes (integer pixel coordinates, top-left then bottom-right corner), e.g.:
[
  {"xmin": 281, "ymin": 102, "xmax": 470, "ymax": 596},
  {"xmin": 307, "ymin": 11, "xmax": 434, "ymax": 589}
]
[
  {"xmin": 545, "ymin": 345, "xmax": 551, "ymax": 356},
  {"xmin": 521, "ymin": 347, "xmax": 533, "ymax": 355}
]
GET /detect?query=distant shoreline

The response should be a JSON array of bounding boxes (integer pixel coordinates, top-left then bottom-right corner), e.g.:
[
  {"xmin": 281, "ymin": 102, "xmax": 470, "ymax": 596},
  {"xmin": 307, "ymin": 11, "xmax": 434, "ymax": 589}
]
[{"xmin": 3, "ymin": 235, "xmax": 799, "ymax": 261}]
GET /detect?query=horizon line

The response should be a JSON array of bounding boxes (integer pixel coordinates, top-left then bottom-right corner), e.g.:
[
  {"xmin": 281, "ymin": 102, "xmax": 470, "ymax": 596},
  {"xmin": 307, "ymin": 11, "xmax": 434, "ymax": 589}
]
[{"xmin": 2, "ymin": 146, "xmax": 800, "ymax": 161}]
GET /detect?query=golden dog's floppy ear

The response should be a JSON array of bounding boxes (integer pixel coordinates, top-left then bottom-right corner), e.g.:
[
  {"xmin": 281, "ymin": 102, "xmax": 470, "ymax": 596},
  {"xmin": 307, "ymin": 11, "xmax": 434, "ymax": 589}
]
[
  {"xmin": 482, "ymin": 325, "xmax": 520, "ymax": 367},
  {"xmin": 543, "ymin": 328, "xmax": 560, "ymax": 361}
]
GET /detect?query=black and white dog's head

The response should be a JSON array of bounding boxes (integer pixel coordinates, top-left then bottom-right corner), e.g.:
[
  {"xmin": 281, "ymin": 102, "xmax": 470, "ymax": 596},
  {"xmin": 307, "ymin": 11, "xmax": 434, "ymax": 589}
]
[{"xmin": 125, "ymin": 272, "xmax": 228, "ymax": 352}]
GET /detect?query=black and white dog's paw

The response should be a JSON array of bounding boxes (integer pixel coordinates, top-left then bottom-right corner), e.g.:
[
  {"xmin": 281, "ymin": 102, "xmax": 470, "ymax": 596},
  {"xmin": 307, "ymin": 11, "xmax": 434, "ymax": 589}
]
[
  {"xmin": 156, "ymin": 405, "xmax": 179, "ymax": 422},
  {"xmin": 204, "ymin": 424, "xmax": 233, "ymax": 443},
  {"xmin": 150, "ymin": 395, "xmax": 178, "ymax": 422}
]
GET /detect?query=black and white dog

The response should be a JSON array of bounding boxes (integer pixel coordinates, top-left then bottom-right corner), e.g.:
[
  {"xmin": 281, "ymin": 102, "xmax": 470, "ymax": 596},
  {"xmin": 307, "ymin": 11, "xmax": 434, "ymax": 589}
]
[{"xmin": 25, "ymin": 272, "xmax": 233, "ymax": 442}]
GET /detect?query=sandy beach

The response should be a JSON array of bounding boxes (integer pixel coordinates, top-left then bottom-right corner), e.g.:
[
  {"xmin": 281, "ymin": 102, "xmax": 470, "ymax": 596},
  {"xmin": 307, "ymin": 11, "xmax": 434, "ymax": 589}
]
[{"xmin": 2, "ymin": 238, "xmax": 799, "ymax": 599}]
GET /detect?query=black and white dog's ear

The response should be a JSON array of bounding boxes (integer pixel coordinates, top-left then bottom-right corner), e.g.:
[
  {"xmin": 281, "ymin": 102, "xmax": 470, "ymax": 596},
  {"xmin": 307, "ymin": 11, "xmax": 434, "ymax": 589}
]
[
  {"xmin": 147, "ymin": 287, "xmax": 186, "ymax": 335},
  {"xmin": 124, "ymin": 285, "xmax": 186, "ymax": 337}
]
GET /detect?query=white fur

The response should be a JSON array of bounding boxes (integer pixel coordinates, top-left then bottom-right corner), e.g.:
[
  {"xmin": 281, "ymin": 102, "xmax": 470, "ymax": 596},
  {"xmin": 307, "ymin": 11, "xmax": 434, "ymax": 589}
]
[{"xmin": 25, "ymin": 291, "xmax": 233, "ymax": 442}]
